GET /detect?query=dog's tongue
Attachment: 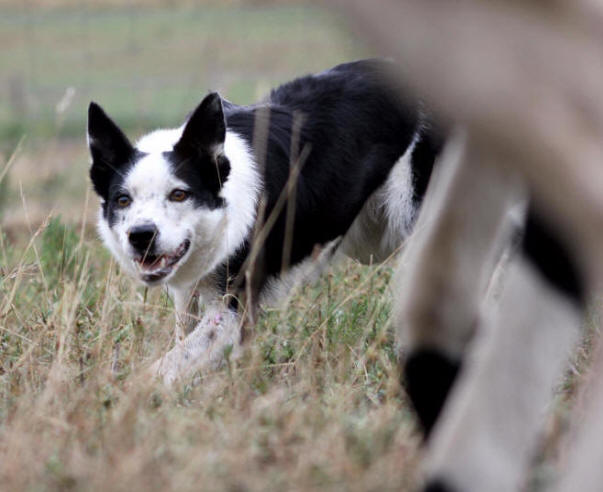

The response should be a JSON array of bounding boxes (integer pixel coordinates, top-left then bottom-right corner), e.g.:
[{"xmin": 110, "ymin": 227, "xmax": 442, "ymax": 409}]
[
  {"xmin": 139, "ymin": 252, "xmax": 178, "ymax": 271},
  {"xmin": 139, "ymin": 254, "xmax": 164, "ymax": 271},
  {"xmin": 137, "ymin": 240, "xmax": 190, "ymax": 275}
]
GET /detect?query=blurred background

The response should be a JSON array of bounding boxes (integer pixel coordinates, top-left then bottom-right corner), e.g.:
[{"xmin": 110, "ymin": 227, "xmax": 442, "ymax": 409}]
[{"xmin": 0, "ymin": 0, "xmax": 368, "ymax": 237}]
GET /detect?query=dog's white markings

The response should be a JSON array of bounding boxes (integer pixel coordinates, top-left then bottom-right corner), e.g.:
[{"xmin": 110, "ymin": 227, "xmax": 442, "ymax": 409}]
[
  {"xmin": 341, "ymin": 132, "xmax": 419, "ymax": 264},
  {"xmin": 219, "ymin": 131, "xmax": 261, "ymax": 257},
  {"xmin": 98, "ymin": 151, "xmax": 200, "ymax": 284},
  {"xmin": 380, "ymin": 135, "xmax": 419, "ymax": 250},
  {"xmin": 260, "ymin": 238, "xmax": 341, "ymax": 308},
  {"xmin": 136, "ymin": 126, "xmax": 185, "ymax": 153}
]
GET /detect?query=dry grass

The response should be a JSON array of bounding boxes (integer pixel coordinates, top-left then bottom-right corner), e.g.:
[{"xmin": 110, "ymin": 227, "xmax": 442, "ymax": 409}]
[
  {"xmin": 0, "ymin": 141, "xmax": 93, "ymax": 236},
  {"xmin": 0, "ymin": 203, "xmax": 421, "ymax": 491}
]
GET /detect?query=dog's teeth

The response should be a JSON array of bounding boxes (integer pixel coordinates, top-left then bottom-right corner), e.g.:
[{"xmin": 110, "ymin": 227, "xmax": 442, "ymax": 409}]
[{"xmin": 161, "ymin": 257, "xmax": 167, "ymax": 268}]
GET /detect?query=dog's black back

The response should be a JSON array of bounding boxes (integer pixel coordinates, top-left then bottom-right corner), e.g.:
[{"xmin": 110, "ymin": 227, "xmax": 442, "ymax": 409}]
[{"xmin": 218, "ymin": 60, "xmax": 440, "ymax": 300}]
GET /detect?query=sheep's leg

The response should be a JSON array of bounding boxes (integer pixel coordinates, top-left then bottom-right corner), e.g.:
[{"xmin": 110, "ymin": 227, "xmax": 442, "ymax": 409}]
[{"xmin": 394, "ymin": 136, "xmax": 519, "ymax": 436}]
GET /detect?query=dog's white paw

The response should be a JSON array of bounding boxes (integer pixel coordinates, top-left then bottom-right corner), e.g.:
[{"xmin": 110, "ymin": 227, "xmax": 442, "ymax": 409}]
[
  {"xmin": 148, "ymin": 304, "xmax": 241, "ymax": 387},
  {"xmin": 148, "ymin": 353, "xmax": 182, "ymax": 387}
]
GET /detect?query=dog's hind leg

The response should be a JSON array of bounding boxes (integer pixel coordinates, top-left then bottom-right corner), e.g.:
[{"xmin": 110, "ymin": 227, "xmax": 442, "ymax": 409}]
[
  {"xmin": 394, "ymin": 135, "xmax": 519, "ymax": 437},
  {"xmin": 422, "ymin": 210, "xmax": 585, "ymax": 492}
]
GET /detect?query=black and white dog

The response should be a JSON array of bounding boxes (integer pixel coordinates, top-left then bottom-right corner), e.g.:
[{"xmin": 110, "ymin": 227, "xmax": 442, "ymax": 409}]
[{"xmin": 87, "ymin": 59, "xmax": 443, "ymax": 385}]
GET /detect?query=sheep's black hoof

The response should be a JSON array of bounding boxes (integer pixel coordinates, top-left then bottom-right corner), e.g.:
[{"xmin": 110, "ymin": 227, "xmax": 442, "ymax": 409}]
[
  {"xmin": 423, "ymin": 478, "xmax": 457, "ymax": 492},
  {"xmin": 403, "ymin": 348, "xmax": 461, "ymax": 438}
]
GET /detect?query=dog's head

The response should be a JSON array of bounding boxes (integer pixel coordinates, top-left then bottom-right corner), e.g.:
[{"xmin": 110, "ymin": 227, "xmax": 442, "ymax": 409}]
[{"xmin": 87, "ymin": 93, "xmax": 255, "ymax": 287}]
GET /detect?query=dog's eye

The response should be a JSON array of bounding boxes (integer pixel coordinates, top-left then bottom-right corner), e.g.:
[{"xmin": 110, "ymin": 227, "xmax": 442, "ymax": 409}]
[
  {"xmin": 169, "ymin": 189, "xmax": 189, "ymax": 202},
  {"xmin": 116, "ymin": 194, "xmax": 132, "ymax": 208}
]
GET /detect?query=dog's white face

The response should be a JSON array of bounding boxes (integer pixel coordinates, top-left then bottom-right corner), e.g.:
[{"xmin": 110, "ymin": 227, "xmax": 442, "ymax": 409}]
[{"xmin": 88, "ymin": 93, "xmax": 259, "ymax": 288}]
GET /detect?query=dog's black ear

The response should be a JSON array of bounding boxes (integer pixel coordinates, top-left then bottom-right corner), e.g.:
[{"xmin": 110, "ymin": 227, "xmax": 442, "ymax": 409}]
[
  {"xmin": 173, "ymin": 93, "xmax": 230, "ymax": 196},
  {"xmin": 174, "ymin": 92, "xmax": 226, "ymax": 156},
  {"xmin": 87, "ymin": 102, "xmax": 134, "ymax": 199}
]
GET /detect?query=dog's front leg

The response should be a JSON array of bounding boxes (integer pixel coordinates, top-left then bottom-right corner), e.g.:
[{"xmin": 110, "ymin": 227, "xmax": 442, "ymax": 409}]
[
  {"xmin": 171, "ymin": 286, "xmax": 201, "ymax": 342},
  {"xmin": 149, "ymin": 301, "xmax": 242, "ymax": 386}
]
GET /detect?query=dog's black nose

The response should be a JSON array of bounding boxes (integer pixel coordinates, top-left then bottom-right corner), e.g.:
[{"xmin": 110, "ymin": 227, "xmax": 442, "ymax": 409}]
[{"xmin": 128, "ymin": 224, "xmax": 158, "ymax": 252}]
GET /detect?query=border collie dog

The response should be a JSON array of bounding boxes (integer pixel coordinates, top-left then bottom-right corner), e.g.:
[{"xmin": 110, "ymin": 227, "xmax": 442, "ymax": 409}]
[{"xmin": 87, "ymin": 59, "xmax": 442, "ymax": 385}]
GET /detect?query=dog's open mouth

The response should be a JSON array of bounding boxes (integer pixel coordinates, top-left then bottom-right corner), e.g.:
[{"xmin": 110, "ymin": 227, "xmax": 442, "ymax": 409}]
[{"xmin": 135, "ymin": 239, "xmax": 191, "ymax": 283}]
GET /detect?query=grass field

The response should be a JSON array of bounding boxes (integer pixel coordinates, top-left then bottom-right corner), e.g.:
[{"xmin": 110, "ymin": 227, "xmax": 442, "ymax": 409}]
[
  {"xmin": 0, "ymin": 3, "xmax": 595, "ymax": 491},
  {"xmin": 0, "ymin": 214, "xmax": 421, "ymax": 491}
]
